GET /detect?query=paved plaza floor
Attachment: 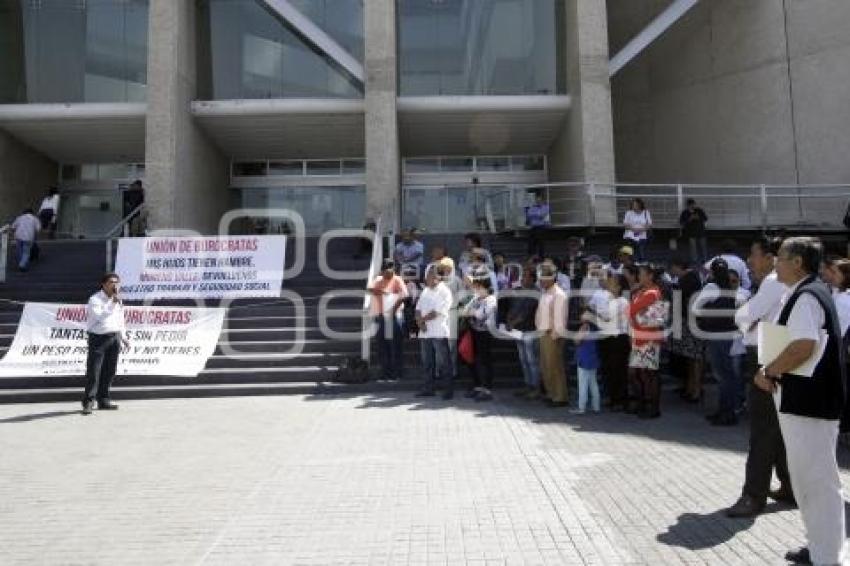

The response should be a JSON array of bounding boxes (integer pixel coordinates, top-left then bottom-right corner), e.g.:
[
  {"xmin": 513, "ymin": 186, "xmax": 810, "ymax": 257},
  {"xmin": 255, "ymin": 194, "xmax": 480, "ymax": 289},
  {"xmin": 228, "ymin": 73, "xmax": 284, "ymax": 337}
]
[{"xmin": 1, "ymin": 393, "xmax": 849, "ymax": 565}]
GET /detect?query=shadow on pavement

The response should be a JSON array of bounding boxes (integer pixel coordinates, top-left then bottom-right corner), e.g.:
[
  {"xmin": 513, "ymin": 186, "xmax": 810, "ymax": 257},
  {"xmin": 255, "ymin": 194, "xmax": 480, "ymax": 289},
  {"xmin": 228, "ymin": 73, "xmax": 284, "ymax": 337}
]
[
  {"xmin": 656, "ymin": 508, "xmax": 757, "ymax": 550},
  {"xmin": 0, "ymin": 410, "xmax": 81, "ymax": 424}
]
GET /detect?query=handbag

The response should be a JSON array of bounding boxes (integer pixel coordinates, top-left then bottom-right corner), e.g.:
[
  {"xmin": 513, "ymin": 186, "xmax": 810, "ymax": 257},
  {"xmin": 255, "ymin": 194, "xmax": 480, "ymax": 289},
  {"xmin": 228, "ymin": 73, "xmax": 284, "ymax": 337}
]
[{"xmin": 458, "ymin": 329, "xmax": 475, "ymax": 365}]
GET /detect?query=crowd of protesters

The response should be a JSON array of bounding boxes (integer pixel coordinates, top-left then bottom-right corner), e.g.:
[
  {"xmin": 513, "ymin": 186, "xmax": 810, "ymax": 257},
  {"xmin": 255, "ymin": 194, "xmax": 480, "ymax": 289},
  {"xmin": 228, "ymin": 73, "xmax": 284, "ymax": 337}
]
[{"xmin": 368, "ymin": 226, "xmax": 850, "ymax": 425}]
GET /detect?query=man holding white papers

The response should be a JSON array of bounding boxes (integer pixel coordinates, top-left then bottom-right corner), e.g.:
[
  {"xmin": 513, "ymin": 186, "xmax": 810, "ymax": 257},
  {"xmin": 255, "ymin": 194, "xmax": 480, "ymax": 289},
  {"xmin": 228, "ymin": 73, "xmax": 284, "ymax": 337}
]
[
  {"xmin": 726, "ymin": 237, "xmax": 793, "ymax": 518},
  {"xmin": 755, "ymin": 237, "xmax": 847, "ymax": 566}
]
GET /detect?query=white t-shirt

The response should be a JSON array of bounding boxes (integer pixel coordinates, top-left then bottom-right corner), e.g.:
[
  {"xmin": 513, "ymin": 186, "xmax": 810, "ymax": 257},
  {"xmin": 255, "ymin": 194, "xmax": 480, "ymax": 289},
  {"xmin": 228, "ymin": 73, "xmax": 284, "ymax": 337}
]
[
  {"xmin": 623, "ymin": 209, "xmax": 652, "ymax": 241},
  {"xmin": 11, "ymin": 213, "xmax": 41, "ymax": 242},
  {"xmin": 416, "ymin": 282, "xmax": 453, "ymax": 339},
  {"xmin": 39, "ymin": 195, "xmax": 60, "ymax": 214},
  {"xmin": 593, "ymin": 293, "xmax": 629, "ymax": 336},
  {"xmin": 735, "ymin": 272, "xmax": 787, "ymax": 346}
]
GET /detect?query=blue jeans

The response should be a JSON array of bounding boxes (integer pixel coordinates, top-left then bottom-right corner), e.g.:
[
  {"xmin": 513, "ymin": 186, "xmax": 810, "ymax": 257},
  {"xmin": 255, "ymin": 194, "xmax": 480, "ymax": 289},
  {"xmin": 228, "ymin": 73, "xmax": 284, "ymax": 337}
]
[
  {"xmin": 420, "ymin": 338, "xmax": 452, "ymax": 393},
  {"xmin": 16, "ymin": 240, "xmax": 33, "ymax": 270},
  {"xmin": 516, "ymin": 334, "xmax": 540, "ymax": 389},
  {"xmin": 375, "ymin": 315, "xmax": 404, "ymax": 380},
  {"xmin": 577, "ymin": 367, "xmax": 601, "ymax": 412},
  {"xmin": 707, "ymin": 340, "xmax": 738, "ymax": 416},
  {"xmin": 731, "ymin": 354, "xmax": 745, "ymax": 410}
]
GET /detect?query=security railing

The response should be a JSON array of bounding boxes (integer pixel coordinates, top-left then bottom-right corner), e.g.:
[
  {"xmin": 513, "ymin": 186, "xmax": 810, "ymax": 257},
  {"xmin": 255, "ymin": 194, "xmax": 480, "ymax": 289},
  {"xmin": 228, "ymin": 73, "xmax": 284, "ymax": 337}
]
[{"xmin": 402, "ymin": 182, "xmax": 850, "ymax": 233}]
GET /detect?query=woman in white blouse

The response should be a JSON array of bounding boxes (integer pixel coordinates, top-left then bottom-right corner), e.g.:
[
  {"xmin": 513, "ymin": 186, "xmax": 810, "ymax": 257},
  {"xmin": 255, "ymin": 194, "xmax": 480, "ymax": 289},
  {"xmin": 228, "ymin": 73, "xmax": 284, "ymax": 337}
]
[
  {"xmin": 623, "ymin": 198, "xmax": 652, "ymax": 262},
  {"xmin": 829, "ymin": 259, "xmax": 850, "ymax": 337},
  {"xmin": 37, "ymin": 187, "xmax": 60, "ymax": 239}
]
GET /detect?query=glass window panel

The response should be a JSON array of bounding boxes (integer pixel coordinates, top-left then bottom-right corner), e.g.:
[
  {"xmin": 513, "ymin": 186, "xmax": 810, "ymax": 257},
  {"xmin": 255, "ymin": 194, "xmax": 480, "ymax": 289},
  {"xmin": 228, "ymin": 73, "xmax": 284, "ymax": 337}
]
[
  {"xmin": 2, "ymin": 0, "xmax": 148, "ymax": 103},
  {"xmin": 342, "ymin": 159, "xmax": 365, "ymax": 175},
  {"xmin": 235, "ymin": 186, "xmax": 365, "ymax": 236},
  {"xmin": 233, "ymin": 162, "xmax": 268, "ymax": 176},
  {"xmin": 398, "ymin": 0, "xmax": 562, "ymax": 96},
  {"xmin": 476, "ymin": 157, "xmax": 510, "ymax": 172},
  {"xmin": 403, "ymin": 187, "xmax": 448, "ymax": 233},
  {"xmin": 98, "ymin": 163, "xmax": 132, "ymax": 180},
  {"xmin": 204, "ymin": 0, "xmax": 364, "ymax": 100},
  {"xmin": 441, "ymin": 158, "xmax": 473, "ymax": 172},
  {"xmin": 269, "ymin": 160, "xmax": 305, "ymax": 176},
  {"xmin": 511, "ymin": 156, "xmax": 545, "ymax": 171},
  {"xmin": 306, "ymin": 160, "xmax": 342, "ymax": 176},
  {"xmin": 404, "ymin": 158, "xmax": 440, "ymax": 173}
]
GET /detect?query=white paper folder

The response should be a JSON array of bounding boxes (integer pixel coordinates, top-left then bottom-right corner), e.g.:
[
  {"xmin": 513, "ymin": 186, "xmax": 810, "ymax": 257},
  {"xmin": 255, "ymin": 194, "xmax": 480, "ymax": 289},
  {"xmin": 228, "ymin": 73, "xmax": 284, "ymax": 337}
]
[{"xmin": 757, "ymin": 321, "xmax": 828, "ymax": 378}]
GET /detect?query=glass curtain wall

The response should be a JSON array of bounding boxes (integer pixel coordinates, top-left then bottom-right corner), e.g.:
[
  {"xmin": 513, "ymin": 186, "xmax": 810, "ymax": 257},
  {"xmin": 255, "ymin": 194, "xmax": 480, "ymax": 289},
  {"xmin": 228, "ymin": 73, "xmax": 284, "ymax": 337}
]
[
  {"xmin": 235, "ymin": 187, "xmax": 366, "ymax": 236},
  {"xmin": 398, "ymin": 0, "xmax": 562, "ymax": 96},
  {"xmin": 0, "ymin": 0, "xmax": 149, "ymax": 103},
  {"xmin": 202, "ymin": 0, "xmax": 364, "ymax": 99}
]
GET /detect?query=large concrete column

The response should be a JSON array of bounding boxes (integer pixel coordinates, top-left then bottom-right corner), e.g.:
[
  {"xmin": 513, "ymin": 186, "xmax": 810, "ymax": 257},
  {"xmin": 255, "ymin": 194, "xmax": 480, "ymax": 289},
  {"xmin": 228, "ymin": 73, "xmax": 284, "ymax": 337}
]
[
  {"xmin": 145, "ymin": 0, "xmax": 229, "ymax": 235},
  {"xmin": 364, "ymin": 0, "xmax": 400, "ymax": 229},
  {"xmin": 548, "ymin": 0, "xmax": 617, "ymax": 223},
  {"xmin": 0, "ymin": 131, "xmax": 57, "ymax": 224}
]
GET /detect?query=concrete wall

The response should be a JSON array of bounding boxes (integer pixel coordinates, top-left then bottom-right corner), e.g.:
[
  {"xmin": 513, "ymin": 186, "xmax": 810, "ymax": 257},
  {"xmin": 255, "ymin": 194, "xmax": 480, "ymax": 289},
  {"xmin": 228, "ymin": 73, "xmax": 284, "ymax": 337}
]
[
  {"xmin": 364, "ymin": 0, "xmax": 400, "ymax": 227},
  {"xmin": 0, "ymin": 130, "xmax": 57, "ymax": 224},
  {"xmin": 548, "ymin": 0, "xmax": 616, "ymax": 222},
  {"xmin": 145, "ymin": 0, "xmax": 229, "ymax": 235},
  {"xmin": 609, "ymin": 0, "xmax": 850, "ymax": 186}
]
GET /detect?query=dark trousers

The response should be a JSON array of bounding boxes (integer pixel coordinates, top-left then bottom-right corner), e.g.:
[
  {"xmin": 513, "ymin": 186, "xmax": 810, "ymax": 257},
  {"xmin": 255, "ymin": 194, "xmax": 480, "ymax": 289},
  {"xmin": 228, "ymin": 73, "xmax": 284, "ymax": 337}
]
[
  {"xmin": 743, "ymin": 371, "xmax": 792, "ymax": 501},
  {"xmin": 420, "ymin": 338, "xmax": 452, "ymax": 393},
  {"xmin": 375, "ymin": 315, "xmax": 404, "ymax": 380},
  {"xmin": 707, "ymin": 339, "xmax": 739, "ymax": 416},
  {"xmin": 470, "ymin": 328, "xmax": 493, "ymax": 389},
  {"xmin": 527, "ymin": 226, "xmax": 545, "ymax": 258},
  {"xmin": 83, "ymin": 332, "xmax": 121, "ymax": 403},
  {"xmin": 600, "ymin": 334, "xmax": 631, "ymax": 406}
]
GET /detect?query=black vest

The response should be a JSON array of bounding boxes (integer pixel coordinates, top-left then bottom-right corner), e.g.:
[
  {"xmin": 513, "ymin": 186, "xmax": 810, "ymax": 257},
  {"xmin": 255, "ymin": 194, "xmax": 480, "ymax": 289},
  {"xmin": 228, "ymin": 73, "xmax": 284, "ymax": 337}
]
[{"xmin": 776, "ymin": 276, "xmax": 848, "ymax": 425}]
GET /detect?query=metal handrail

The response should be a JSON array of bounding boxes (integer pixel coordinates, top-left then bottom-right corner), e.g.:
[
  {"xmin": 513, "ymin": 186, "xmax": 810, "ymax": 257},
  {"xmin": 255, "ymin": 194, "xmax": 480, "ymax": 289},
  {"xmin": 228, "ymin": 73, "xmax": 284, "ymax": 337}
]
[
  {"xmin": 104, "ymin": 203, "xmax": 146, "ymax": 239},
  {"xmin": 0, "ymin": 224, "xmax": 9, "ymax": 284},
  {"xmin": 361, "ymin": 214, "xmax": 384, "ymax": 362},
  {"xmin": 464, "ymin": 182, "xmax": 850, "ymax": 233}
]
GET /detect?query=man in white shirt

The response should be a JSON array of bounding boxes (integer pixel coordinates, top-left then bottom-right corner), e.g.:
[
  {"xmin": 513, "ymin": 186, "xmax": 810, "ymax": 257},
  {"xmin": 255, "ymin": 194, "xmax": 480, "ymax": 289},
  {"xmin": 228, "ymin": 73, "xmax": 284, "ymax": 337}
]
[
  {"xmin": 10, "ymin": 208, "xmax": 41, "ymax": 272},
  {"xmin": 706, "ymin": 239, "xmax": 752, "ymax": 290},
  {"xmin": 756, "ymin": 237, "xmax": 847, "ymax": 566},
  {"xmin": 415, "ymin": 266, "xmax": 454, "ymax": 400},
  {"xmin": 82, "ymin": 273, "xmax": 129, "ymax": 415},
  {"xmin": 726, "ymin": 237, "xmax": 793, "ymax": 518}
]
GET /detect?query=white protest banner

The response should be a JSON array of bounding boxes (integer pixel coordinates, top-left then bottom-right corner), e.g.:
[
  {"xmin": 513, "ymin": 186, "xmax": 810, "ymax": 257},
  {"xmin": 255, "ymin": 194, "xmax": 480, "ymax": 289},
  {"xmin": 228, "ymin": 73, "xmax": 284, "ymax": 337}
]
[
  {"xmin": 116, "ymin": 235, "xmax": 286, "ymax": 299},
  {"xmin": 0, "ymin": 303, "xmax": 225, "ymax": 378}
]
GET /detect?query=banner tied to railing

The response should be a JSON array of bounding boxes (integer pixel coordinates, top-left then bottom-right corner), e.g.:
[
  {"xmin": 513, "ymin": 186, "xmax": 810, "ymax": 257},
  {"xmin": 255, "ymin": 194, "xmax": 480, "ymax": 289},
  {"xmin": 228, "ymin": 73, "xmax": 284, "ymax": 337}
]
[
  {"xmin": 115, "ymin": 236, "xmax": 287, "ymax": 299},
  {"xmin": 0, "ymin": 303, "xmax": 225, "ymax": 377}
]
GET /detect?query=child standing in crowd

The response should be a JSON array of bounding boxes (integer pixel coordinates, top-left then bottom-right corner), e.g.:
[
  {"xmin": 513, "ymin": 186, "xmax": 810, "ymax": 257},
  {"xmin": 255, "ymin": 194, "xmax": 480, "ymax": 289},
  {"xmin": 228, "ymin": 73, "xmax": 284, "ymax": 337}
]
[{"xmin": 572, "ymin": 310, "xmax": 601, "ymax": 415}]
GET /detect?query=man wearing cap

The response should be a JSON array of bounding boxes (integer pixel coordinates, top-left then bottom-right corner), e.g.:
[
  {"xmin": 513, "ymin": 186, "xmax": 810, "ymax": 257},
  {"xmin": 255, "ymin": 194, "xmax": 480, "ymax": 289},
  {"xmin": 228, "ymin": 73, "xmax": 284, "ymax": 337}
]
[{"xmin": 368, "ymin": 260, "xmax": 409, "ymax": 381}]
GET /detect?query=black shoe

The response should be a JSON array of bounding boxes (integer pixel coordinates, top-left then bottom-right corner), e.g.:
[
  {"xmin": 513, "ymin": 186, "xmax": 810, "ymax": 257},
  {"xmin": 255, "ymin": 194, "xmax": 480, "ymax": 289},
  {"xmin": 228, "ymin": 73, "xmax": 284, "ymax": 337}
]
[
  {"xmin": 546, "ymin": 400, "xmax": 569, "ymax": 408},
  {"xmin": 415, "ymin": 391, "xmax": 436, "ymax": 398},
  {"xmin": 441, "ymin": 391, "xmax": 454, "ymax": 400},
  {"xmin": 725, "ymin": 494, "xmax": 765, "ymax": 518},
  {"xmin": 784, "ymin": 547, "xmax": 811, "ymax": 565},
  {"xmin": 464, "ymin": 389, "xmax": 479, "ymax": 399},
  {"xmin": 474, "ymin": 390, "xmax": 493, "ymax": 402},
  {"xmin": 768, "ymin": 486, "xmax": 797, "ymax": 506},
  {"xmin": 97, "ymin": 400, "xmax": 119, "ymax": 411},
  {"xmin": 81, "ymin": 401, "xmax": 93, "ymax": 416},
  {"xmin": 638, "ymin": 409, "xmax": 661, "ymax": 419}
]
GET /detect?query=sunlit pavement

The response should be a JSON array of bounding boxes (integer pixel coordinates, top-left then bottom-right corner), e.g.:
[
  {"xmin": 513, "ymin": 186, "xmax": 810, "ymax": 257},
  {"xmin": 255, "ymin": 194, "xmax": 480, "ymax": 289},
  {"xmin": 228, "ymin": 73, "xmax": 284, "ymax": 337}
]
[{"xmin": 1, "ymin": 393, "xmax": 848, "ymax": 565}]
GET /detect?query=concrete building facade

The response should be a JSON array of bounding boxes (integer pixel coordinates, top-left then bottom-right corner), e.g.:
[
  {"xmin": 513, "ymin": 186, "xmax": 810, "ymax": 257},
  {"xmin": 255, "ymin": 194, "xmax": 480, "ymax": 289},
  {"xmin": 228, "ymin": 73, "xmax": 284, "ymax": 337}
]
[{"xmin": 0, "ymin": 0, "xmax": 846, "ymax": 236}]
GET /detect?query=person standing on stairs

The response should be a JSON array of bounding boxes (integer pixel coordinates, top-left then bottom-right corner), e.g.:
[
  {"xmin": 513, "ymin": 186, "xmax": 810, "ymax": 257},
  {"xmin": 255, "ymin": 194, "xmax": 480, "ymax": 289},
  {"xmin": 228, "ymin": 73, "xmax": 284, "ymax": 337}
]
[
  {"xmin": 368, "ymin": 260, "xmax": 408, "ymax": 381},
  {"xmin": 37, "ymin": 186, "xmax": 60, "ymax": 240},
  {"xmin": 10, "ymin": 208, "xmax": 41, "ymax": 272},
  {"xmin": 81, "ymin": 273, "xmax": 129, "ymax": 415}
]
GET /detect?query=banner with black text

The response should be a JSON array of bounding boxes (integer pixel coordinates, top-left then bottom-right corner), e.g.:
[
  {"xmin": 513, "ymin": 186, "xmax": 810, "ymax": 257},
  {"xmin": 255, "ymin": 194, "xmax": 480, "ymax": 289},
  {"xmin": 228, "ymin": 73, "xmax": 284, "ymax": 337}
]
[
  {"xmin": 116, "ymin": 235, "xmax": 286, "ymax": 299},
  {"xmin": 0, "ymin": 303, "xmax": 225, "ymax": 377}
]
